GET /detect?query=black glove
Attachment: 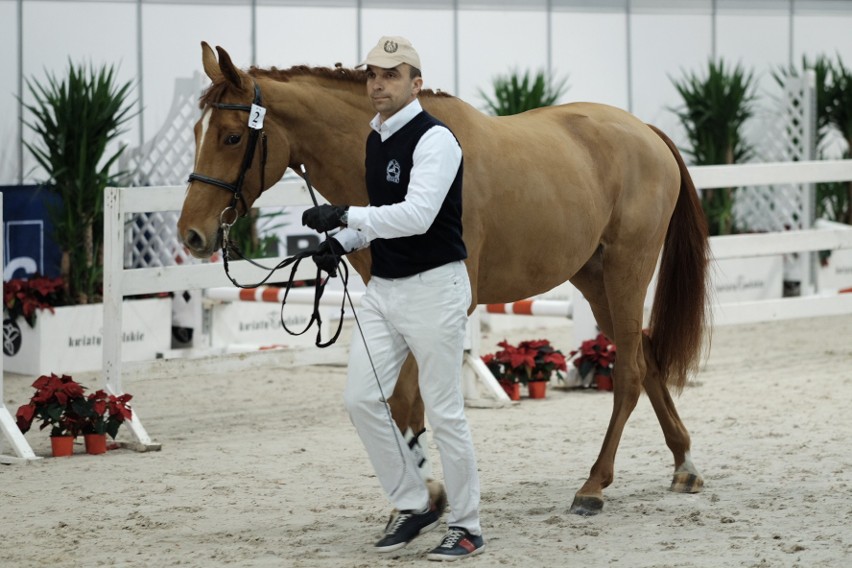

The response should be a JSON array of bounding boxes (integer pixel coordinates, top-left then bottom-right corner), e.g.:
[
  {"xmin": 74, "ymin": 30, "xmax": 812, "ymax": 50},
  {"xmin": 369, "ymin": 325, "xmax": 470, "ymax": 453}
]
[
  {"xmin": 302, "ymin": 204, "xmax": 348, "ymax": 233},
  {"xmin": 312, "ymin": 238, "xmax": 346, "ymax": 277}
]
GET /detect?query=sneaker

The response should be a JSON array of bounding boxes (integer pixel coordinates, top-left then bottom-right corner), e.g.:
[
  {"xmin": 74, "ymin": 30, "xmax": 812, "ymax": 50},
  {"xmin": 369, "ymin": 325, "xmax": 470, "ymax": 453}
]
[
  {"xmin": 426, "ymin": 527, "xmax": 485, "ymax": 561},
  {"xmin": 374, "ymin": 503, "xmax": 441, "ymax": 553}
]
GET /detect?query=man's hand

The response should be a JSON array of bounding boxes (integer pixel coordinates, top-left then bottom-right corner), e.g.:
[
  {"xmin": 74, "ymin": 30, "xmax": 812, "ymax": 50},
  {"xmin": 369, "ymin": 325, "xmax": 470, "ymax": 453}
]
[
  {"xmin": 302, "ymin": 204, "xmax": 348, "ymax": 233},
  {"xmin": 312, "ymin": 237, "xmax": 346, "ymax": 277}
]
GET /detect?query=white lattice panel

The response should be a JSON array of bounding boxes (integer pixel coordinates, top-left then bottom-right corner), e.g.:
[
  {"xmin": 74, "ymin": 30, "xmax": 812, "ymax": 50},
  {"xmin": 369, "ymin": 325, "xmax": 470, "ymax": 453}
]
[
  {"xmin": 733, "ymin": 73, "xmax": 816, "ymax": 233},
  {"xmin": 119, "ymin": 73, "xmax": 206, "ymax": 268}
]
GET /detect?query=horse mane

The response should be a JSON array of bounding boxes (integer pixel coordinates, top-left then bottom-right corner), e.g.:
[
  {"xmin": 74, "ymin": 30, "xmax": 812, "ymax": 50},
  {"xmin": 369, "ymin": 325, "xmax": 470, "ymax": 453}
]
[{"xmin": 199, "ymin": 64, "xmax": 453, "ymax": 108}]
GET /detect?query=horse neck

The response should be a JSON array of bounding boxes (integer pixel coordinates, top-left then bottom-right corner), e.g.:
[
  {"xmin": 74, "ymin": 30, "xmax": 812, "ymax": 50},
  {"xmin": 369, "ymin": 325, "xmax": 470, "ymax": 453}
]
[{"xmin": 258, "ymin": 74, "xmax": 373, "ymax": 206}]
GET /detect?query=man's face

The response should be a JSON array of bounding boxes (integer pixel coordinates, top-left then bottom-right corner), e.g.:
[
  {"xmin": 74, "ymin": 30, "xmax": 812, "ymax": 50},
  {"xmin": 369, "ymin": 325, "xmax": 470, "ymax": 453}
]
[{"xmin": 366, "ymin": 64, "xmax": 423, "ymax": 121}]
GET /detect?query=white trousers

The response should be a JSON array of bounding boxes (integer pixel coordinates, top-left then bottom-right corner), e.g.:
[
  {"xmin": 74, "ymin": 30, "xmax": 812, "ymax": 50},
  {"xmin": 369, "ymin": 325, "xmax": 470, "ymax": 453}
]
[{"xmin": 343, "ymin": 260, "xmax": 481, "ymax": 535}]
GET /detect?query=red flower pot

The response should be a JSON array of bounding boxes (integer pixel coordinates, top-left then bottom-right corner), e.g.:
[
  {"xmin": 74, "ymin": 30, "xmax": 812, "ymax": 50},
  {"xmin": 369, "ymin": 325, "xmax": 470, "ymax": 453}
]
[
  {"xmin": 527, "ymin": 381, "xmax": 547, "ymax": 399},
  {"xmin": 84, "ymin": 433, "xmax": 108, "ymax": 455},
  {"xmin": 595, "ymin": 374, "xmax": 613, "ymax": 391},
  {"xmin": 50, "ymin": 435, "xmax": 75, "ymax": 457},
  {"xmin": 501, "ymin": 381, "xmax": 521, "ymax": 401}
]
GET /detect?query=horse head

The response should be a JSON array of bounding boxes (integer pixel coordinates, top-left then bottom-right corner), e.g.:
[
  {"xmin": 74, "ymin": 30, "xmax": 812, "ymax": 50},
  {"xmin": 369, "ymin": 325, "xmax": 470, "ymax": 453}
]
[{"xmin": 178, "ymin": 42, "xmax": 290, "ymax": 258}]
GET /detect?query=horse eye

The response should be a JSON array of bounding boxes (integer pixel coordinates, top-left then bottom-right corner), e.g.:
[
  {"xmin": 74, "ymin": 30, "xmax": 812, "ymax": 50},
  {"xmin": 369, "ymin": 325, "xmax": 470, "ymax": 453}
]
[{"xmin": 225, "ymin": 134, "xmax": 241, "ymax": 145}]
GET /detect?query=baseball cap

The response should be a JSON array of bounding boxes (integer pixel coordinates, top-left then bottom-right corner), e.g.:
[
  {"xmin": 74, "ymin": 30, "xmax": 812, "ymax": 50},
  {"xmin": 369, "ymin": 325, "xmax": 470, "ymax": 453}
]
[{"xmin": 358, "ymin": 36, "xmax": 421, "ymax": 70}]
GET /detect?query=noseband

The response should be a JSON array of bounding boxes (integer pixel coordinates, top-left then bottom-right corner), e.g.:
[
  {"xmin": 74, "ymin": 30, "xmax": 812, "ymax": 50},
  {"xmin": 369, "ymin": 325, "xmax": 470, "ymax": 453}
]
[{"xmin": 188, "ymin": 82, "xmax": 268, "ymax": 225}]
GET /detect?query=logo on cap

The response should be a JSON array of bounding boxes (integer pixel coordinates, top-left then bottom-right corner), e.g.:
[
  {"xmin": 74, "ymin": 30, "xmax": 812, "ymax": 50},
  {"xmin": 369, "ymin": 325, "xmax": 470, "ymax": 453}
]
[{"xmin": 383, "ymin": 40, "xmax": 398, "ymax": 54}]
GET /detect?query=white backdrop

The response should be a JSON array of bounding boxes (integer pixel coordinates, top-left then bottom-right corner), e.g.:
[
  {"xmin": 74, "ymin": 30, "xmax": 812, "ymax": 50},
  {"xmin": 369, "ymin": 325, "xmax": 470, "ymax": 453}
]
[{"xmin": 2, "ymin": 0, "xmax": 852, "ymax": 185}]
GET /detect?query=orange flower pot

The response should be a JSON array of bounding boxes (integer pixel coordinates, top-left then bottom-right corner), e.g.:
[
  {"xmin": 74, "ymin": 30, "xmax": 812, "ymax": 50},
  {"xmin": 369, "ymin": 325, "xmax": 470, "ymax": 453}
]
[
  {"xmin": 84, "ymin": 433, "xmax": 108, "ymax": 455},
  {"xmin": 50, "ymin": 435, "xmax": 75, "ymax": 457},
  {"xmin": 527, "ymin": 381, "xmax": 547, "ymax": 399},
  {"xmin": 595, "ymin": 374, "xmax": 613, "ymax": 391}
]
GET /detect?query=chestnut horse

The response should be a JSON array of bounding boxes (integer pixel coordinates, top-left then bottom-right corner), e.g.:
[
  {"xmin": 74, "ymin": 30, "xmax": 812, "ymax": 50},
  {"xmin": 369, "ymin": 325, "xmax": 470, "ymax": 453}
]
[{"xmin": 178, "ymin": 42, "xmax": 710, "ymax": 516}]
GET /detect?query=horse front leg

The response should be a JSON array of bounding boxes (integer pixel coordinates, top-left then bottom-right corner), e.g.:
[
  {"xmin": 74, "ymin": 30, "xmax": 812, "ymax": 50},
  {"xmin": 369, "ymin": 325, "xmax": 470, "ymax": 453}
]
[
  {"xmin": 641, "ymin": 334, "xmax": 704, "ymax": 494},
  {"xmin": 387, "ymin": 354, "xmax": 448, "ymax": 514}
]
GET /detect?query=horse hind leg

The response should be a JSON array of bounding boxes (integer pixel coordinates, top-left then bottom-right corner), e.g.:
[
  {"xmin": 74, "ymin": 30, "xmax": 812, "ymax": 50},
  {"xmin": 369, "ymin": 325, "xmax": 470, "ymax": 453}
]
[{"xmin": 641, "ymin": 333, "xmax": 704, "ymax": 494}]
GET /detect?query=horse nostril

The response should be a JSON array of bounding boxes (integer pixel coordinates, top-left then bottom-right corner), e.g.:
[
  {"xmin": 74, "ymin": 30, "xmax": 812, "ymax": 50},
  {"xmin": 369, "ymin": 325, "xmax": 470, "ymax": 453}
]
[{"xmin": 185, "ymin": 228, "xmax": 206, "ymax": 251}]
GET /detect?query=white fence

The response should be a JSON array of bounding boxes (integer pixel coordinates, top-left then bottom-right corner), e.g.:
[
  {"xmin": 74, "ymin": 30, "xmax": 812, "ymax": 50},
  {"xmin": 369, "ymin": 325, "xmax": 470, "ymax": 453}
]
[{"xmin": 100, "ymin": 159, "xmax": 852, "ymax": 444}]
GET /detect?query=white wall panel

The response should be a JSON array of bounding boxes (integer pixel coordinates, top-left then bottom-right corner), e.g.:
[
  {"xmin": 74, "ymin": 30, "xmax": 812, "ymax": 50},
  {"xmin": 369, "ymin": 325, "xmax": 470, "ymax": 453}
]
[
  {"xmin": 19, "ymin": 0, "xmax": 137, "ymax": 183},
  {"xmin": 552, "ymin": 11, "xmax": 628, "ymax": 110},
  {"xmin": 457, "ymin": 9, "xmax": 548, "ymax": 110}
]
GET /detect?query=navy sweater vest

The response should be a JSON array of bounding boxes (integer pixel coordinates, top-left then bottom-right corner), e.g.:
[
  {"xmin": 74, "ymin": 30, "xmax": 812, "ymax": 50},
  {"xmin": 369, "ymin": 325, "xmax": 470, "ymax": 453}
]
[{"xmin": 365, "ymin": 111, "xmax": 467, "ymax": 278}]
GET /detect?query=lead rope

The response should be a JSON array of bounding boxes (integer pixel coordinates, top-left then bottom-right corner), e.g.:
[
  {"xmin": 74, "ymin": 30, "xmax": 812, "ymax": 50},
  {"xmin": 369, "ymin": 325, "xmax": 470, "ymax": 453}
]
[{"xmin": 299, "ymin": 165, "xmax": 412, "ymax": 501}]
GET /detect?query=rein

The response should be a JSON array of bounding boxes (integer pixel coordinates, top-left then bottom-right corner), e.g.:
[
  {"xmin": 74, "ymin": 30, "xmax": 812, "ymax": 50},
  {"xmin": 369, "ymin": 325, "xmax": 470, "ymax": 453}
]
[{"xmin": 190, "ymin": 80, "xmax": 346, "ymax": 348}]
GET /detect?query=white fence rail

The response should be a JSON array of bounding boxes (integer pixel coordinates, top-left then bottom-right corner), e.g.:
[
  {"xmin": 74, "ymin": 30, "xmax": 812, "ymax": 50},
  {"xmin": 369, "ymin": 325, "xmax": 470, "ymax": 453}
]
[{"xmin": 102, "ymin": 160, "xmax": 852, "ymax": 442}]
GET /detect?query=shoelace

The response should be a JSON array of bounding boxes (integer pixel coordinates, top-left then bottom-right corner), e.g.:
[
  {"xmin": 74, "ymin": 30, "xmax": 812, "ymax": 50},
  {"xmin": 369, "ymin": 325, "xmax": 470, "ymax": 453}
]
[
  {"xmin": 385, "ymin": 512, "xmax": 413, "ymax": 535},
  {"xmin": 439, "ymin": 528, "xmax": 466, "ymax": 549}
]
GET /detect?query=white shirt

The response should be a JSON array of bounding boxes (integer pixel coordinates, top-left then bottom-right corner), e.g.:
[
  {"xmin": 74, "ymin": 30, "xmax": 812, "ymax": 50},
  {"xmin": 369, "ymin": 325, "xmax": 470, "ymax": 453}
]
[{"xmin": 333, "ymin": 98, "xmax": 462, "ymax": 253}]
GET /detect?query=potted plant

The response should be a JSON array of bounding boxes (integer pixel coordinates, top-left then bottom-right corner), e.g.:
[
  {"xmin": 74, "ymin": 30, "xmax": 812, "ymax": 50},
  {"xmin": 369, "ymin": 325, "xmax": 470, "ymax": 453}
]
[
  {"xmin": 15, "ymin": 373, "xmax": 88, "ymax": 456},
  {"xmin": 482, "ymin": 339, "xmax": 567, "ymax": 399},
  {"xmin": 670, "ymin": 58, "xmax": 757, "ymax": 236},
  {"xmin": 479, "ymin": 68, "xmax": 569, "ymax": 116},
  {"xmin": 22, "ymin": 60, "xmax": 135, "ymax": 305},
  {"xmin": 79, "ymin": 389, "xmax": 133, "ymax": 455},
  {"xmin": 569, "ymin": 333, "xmax": 617, "ymax": 391},
  {"xmin": 481, "ymin": 352, "xmax": 521, "ymax": 401},
  {"xmin": 3, "ymin": 275, "xmax": 66, "ymax": 327}
]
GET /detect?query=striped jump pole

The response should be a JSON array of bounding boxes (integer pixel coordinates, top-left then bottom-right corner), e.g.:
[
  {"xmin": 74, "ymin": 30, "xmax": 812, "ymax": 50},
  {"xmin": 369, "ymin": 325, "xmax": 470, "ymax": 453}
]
[
  {"xmin": 206, "ymin": 286, "xmax": 364, "ymax": 307},
  {"xmin": 485, "ymin": 299, "xmax": 573, "ymax": 318}
]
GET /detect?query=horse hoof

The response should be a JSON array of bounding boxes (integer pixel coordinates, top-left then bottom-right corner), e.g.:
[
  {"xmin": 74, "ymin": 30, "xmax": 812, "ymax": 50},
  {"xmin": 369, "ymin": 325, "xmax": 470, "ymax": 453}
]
[
  {"xmin": 670, "ymin": 471, "xmax": 704, "ymax": 493},
  {"xmin": 427, "ymin": 479, "xmax": 448, "ymax": 515},
  {"xmin": 570, "ymin": 495, "xmax": 604, "ymax": 516}
]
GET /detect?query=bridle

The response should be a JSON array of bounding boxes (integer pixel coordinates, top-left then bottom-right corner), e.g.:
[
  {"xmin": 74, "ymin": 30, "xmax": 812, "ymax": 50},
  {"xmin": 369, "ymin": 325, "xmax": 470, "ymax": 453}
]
[
  {"xmin": 187, "ymin": 81, "xmax": 268, "ymax": 227},
  {"xmin": 186, "ymin": 80, "xmax": 347, "ymax": 348}
]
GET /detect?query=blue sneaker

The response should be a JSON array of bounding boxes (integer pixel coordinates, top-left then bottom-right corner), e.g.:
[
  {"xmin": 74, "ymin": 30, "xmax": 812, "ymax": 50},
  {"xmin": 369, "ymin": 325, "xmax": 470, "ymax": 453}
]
[
  {"xmin": 374, "ymin": 503, "xmax": 441, "ymax": 553},
  {"xmin": 426, "ymin": 527, "xmax": 485, "ymax": 561}
]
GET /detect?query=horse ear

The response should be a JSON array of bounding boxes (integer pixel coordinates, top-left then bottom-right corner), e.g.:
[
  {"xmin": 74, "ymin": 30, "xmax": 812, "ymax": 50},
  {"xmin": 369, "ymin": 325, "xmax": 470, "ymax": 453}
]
[
  {"xmin": 215, "ymin": 46, "xmax": 244, "ymax": 89},
  {"xmin": 201, "ymin": 41, "xmax": 223, "ymax": 82}
]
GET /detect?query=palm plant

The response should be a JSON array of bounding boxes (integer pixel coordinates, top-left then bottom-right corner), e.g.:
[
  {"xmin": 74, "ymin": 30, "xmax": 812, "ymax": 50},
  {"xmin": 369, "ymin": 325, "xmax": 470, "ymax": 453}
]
[
  {"xmin": 824, "ymin": 55, "xmax": 852, "ymax": 224},
  {"xmin": 671, "ymin": 59, "xmax": 757, "ymax": 235},
  {"xmin": 479, "ymin": 69, "xmax": 569, "ymax": 116},
  {"xmin": 22, "ymin": 61, "xmax": 135, "ymax": 304}
]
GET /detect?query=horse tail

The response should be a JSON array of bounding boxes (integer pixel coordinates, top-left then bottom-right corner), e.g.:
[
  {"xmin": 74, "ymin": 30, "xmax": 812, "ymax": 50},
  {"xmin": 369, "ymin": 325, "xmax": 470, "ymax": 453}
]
[{"xmin": 646, "ymin": 124, "xmax": 710, "ymax": 391}]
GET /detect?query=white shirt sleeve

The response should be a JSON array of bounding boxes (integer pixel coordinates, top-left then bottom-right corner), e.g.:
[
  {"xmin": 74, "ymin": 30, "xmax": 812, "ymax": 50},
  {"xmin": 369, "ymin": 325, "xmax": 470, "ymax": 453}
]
[{"xmin": 342, "ymin": 125, "xmax": 462, "ymax": 248}]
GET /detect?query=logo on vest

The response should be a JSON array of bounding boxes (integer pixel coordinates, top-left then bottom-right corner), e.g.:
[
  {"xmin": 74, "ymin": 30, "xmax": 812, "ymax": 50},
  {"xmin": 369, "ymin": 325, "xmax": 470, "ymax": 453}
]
[{"xmin": 386, "ymin": 159, "xmax": 401, "ymax": 183}]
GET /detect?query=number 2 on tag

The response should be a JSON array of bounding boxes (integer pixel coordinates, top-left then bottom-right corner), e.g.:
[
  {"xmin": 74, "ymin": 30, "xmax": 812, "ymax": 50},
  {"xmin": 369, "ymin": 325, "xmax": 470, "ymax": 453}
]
[{"xmin": 248, "ymin": 104, "xmax": 266, "ymax": 130}]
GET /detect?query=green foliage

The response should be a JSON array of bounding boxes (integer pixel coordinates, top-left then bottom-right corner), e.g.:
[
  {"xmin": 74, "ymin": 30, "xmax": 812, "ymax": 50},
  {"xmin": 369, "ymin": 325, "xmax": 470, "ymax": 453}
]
[
  {"xmin": 775, "ymin": 54, "xmax": 852, "ymax": 225},
  {"xmin": 228, "ymin": 209, "xmax": 284, "ymax": 258},
  {"xmin": 479, "ymin": 69, "xmax": 569, "ymax": 116},
  {"xmin": 21, "ymin": 61, "xmax": 135, "ymax": 304},
  {"xmin": 671, "ymin": 59, "xmax": 757, "ymax": 235}
]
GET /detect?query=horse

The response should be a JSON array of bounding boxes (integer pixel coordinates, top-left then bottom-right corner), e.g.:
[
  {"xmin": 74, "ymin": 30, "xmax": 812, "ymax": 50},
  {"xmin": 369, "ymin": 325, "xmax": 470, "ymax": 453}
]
[{"xmin": 178, "ymin": 42, "xmax": 710, "ymax": 516}]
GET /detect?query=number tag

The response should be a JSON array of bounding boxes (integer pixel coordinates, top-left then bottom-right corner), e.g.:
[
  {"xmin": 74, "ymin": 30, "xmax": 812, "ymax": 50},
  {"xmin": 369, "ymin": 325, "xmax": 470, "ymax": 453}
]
[{"xmin": 248, "ymin": 104, "xmax": 266, "ymax": 130}]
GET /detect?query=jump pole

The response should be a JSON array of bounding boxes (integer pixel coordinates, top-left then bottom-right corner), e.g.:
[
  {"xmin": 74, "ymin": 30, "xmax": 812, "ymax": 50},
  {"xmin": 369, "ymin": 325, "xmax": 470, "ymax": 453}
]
[
  {"xmin": 205, "ymin": 286, "xmax": 514, "ymax": 406},
  {"xmin": 0, "ymin": 192, "xmax": 41, "ymax": 463}
]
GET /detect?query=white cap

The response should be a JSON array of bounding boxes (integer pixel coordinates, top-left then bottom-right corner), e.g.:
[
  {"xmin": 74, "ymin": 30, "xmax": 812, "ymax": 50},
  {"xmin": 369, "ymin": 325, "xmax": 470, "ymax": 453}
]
[{"xmin": 359, "ymin": 36, "xmax": 421, "ymax": 70}]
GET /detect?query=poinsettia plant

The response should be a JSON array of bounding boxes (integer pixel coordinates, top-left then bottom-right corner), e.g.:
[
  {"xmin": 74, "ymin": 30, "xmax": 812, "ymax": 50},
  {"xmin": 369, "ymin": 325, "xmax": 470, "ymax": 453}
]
[
  {"xmin": 16, "ymin": 373, "xmax": 88, "ymax": 437},
  {"xmin": 3, "ymin": 275, "xmax": 67, "ymax": 327},
  {"xmin": 482, "ymin": 339, "xmax": 568, "ymax": 385},
  {"xmin": 569, "ymin": 333, "xmax": 617, "ymax": 378},
  {"xmin": 81, "ymin": 390, "xmax": 133, "ymax": 439}
]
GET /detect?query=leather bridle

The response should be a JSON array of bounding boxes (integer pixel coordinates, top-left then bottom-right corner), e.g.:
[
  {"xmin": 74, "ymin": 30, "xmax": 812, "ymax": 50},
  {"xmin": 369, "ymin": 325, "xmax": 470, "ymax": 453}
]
[{"xmin": 187, "ymin": 81, "xmax": 268, "ymax": 227}]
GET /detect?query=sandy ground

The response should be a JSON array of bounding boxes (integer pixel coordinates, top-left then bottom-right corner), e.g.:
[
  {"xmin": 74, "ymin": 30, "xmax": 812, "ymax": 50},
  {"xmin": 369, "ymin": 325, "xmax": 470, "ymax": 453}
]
[{"xmin": 2, "ymin": 314, "xmax": 851, "ymax": 568}]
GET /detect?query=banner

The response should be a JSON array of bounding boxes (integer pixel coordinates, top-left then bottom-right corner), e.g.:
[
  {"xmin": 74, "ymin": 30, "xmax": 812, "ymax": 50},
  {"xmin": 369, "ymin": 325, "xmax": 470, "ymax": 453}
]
[{"xmin": 1, "ymin": 185, "xmax": 62, "ymax": 280}]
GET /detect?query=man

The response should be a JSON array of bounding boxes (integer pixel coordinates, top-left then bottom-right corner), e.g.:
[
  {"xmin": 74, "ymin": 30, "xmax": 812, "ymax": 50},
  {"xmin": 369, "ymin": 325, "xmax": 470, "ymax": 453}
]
[{"xmin": 301, "ymin": 35, "xmax": 485, "ymax": 561}]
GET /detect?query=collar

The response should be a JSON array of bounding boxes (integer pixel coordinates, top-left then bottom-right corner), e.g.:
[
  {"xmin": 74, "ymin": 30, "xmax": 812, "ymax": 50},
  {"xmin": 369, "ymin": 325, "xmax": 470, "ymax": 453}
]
[{"xmin": 369, "ymin": 99, "xmax": 423, "ymax": 141}]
